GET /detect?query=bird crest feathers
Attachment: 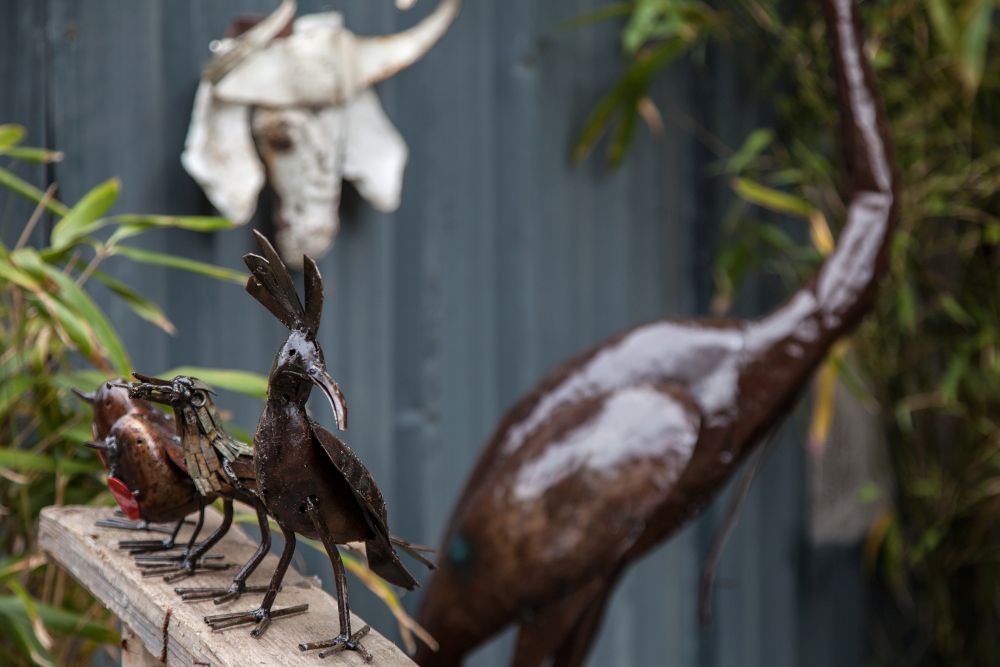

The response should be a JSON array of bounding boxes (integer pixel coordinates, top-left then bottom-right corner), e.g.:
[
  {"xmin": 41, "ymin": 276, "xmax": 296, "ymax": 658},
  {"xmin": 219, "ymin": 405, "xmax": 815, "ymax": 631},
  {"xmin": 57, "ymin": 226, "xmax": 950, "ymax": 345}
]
[{"xmin": 243, "ymin": 230, "xmax": 323, "ymax": 335}]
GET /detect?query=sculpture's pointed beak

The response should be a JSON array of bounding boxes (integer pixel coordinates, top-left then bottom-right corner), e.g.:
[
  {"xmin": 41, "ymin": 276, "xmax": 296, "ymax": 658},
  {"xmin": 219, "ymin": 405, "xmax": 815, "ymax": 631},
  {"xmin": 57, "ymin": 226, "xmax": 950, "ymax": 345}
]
[
  {"xmin": 128, "ymin": 373, "xmax": 176, "ymax": 404},
  {"xmin": 71, "ymin": 388, "xmax": 96, "ymax": 404},
  {"xmin": 305, "ymin": 362, "xmax": 348, "ymax": 431}
]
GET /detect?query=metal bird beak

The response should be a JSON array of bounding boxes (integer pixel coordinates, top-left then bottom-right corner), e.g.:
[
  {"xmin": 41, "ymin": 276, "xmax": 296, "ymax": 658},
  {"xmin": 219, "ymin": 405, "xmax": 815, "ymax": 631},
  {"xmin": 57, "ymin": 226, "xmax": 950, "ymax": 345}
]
[
  {"xmin": 305, "ymin": 362, "xmax": 348, "ymax": 431},
  {"xmin": 128, "ymin": 372, "xmax": 176, "ymax": 404},
  {"xmin": 71, "ymin": 388, "xmax": 96, "ymax": 404},
  {"xmin": 83, "ymin": 440, "xmax": 111, "ymax": 451}
]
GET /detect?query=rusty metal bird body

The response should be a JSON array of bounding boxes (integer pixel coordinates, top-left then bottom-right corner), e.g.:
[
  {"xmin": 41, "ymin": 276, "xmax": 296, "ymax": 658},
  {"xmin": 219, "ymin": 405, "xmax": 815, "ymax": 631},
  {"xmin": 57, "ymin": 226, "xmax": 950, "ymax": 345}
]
[
  {"xmin": 216, "ymin": 230, "xmax": 418, "ymax": 659},
  {"xmin": 127, "ymin": 375, "xmax": 278, "ymax": 599},
  {"xmin": 76, "ymin": 381, "xmax": 201, "ymax": 549},
  {"xmin": 416, "ymin": 1, "xmax": 897, "ymax": 665}
]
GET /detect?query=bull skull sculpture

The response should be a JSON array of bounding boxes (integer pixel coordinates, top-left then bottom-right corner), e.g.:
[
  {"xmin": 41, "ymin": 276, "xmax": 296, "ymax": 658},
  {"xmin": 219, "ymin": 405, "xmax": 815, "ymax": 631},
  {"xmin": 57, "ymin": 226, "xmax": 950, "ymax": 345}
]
[{"xmin": 182, "ymin": 0, "xmax": 462, "ymax": 268}]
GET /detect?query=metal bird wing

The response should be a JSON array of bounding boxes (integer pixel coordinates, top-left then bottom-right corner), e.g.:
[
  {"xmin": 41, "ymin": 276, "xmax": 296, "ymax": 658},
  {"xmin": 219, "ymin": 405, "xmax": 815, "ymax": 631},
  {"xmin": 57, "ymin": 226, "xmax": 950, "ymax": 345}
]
[{"xmin": 309, "ymin": 420, "xmax": 418, "ymax": 589}]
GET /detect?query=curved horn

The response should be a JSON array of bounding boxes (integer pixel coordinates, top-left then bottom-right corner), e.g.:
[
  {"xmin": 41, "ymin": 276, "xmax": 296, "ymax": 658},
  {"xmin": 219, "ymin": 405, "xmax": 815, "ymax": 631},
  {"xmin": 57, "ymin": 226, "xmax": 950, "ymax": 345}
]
[
  {"xmin": 203, "ymin": 0, "xmax": 297, "ymax": 84},
  {"xmin": 355, "ymin": 0, "xmax": 463, "ymax": 87}
]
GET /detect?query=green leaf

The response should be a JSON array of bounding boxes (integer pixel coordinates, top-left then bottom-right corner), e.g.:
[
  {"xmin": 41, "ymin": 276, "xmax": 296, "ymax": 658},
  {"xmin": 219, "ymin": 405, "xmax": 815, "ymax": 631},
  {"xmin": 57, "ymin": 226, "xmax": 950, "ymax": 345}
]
[
  {"xmin": 561, "ymin": 2, "xmax": 634, "ymax": 30},
  {"xmin": 0, "ymin": 124, "xmax": 26, "ymax": 151},
  {"xmin": 0, "ymin": 596, "xmax": 117, "ymax": 644},
  {"xmin": 49, "ymin": 178, "xmax": 120, "ymax": 251},
  {"xmin": 49, "ymin": 369, "xmax": 112, "ymax": 394},
  {"xmin": 896, "ymin": 283, "xmax": 917, "ymax": 333},
  {"xmin": 573, "ymin": 37, "xmax": 690, "ymax": 164},
  {"xmin": 732, "ymin": 178, "xmax": 813, "ymax": 218},
  {"xmin": 956, "ymin": 0, "xmax": 993, "ymax": 95},
  {"xmin": 715, "ymin": 128, "xmax": 774, "ymax": 175},
  {"xmin": 112, "ymin": 244, "xmax": 247, "ymax": 283},
  {"xmin": 0, "ymin": 166, "xmax": 70, "ymax": 217},
  {"xmin": 608, "ymin": 102, "xmax": 640, "ymax": 168},
  {"xmin": 161, "ymin": 367, "xmax": 269, "ymax": 400},
  {"xmin": 0, "ymin": 449, "xmax": 97, "ymax": 475},
  {"xmin": 2, "ymin": 146, "xmax": 64, "ymax": 163},
  {"xmin": 0, "ymin": 374, "xmax": 33, "ymax": 416},
  {"xmin": 91, "ymin": 270, "xmax": 176, "ymax": 335},
  {"xmin": 15, "ymin": 248, "xmax": 131, "ymax": 374},
  {"xmin": 100, "ymin": 215, "xmax": 235, "ymax": 247},
  {"xmin": 925, "ymin": 0, "xmax": 958, "ymax": 50}
]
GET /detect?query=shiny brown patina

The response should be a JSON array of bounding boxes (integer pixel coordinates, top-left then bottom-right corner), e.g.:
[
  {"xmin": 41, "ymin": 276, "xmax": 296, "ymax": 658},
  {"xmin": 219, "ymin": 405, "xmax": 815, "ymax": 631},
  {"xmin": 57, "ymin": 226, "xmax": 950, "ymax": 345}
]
[
  {"xmin": 78, "ymin": 382, "xmax": 200, "ymax": 533},
  {"xmin": 223, "ymin": 231, "xmax": 426, "ymax": 659},
  {"xmin": 416, "ymin": 1, "xmax": 897, "ymax": 665}
]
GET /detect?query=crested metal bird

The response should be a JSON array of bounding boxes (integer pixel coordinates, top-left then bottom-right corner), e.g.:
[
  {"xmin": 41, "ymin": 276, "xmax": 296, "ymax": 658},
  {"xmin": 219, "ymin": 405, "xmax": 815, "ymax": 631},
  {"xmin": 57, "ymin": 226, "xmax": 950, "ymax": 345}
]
[
  {"xmin": 76, "ymin": 381, "xmax": 207, "ymax": 555},
  {"xmin": 415, "ymin": 1, "xmax": 897, "ymax": 665},
  {"xmin": 204, "ymin": 230, "xmax": 428, "ymax": 660},
  {"xmin": 125, "ymin": 374, "xmax": 292, "ymax": 611}
]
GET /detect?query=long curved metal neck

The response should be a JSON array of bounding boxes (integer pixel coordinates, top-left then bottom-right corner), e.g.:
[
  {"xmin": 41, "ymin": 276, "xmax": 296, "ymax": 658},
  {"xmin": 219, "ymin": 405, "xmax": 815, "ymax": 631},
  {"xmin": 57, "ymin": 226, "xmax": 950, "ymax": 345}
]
[{"xmin": 737, "ymin": 0, "xmax": 897, "ymax": 421}]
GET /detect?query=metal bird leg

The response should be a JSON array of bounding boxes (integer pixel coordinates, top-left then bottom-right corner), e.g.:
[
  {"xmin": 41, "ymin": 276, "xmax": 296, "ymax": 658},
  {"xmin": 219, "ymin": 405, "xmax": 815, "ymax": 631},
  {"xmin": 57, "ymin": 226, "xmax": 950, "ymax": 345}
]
[
  {"xmin": 135, "ymin": 499, "xmax": 235, "ymax": 581},
  {"xmin": 203, "ymin": 521, "xmax": 308, "ymax": 636},
  {"xmin": 176, "ymin": 497, "xmax": 274, "ymax": 604},
  {"xmin": 297, "ymin": 496, "xmax": 372, "ymax": 662},
  {"xmin": 116, "ymin": 517, "xmax": 187, "ymax": 553}
]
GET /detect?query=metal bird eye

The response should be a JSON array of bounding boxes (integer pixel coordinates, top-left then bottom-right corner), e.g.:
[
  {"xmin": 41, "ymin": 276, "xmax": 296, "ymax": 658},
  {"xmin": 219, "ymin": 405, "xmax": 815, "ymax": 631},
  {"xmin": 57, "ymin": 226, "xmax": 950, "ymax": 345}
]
[{"xmin": 190, "ymin": 391, "xmax": 206, "ymax": 407}]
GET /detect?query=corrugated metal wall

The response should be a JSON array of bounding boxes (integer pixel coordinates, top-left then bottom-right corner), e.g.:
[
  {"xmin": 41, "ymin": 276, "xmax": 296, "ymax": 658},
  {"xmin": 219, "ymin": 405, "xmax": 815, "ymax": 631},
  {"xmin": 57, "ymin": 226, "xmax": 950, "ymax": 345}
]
[{"xmin": 1, "ymin": 1, "xmax": 865, "ymax": 665}]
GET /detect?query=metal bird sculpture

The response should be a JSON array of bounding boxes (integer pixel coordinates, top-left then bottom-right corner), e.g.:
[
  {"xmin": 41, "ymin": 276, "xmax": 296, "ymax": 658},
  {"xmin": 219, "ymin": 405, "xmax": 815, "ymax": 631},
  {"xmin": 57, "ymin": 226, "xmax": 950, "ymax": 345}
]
[
  {"xmin": 76, "ymin": 381, "xmax": 207, "ymax": 555},
  {"xmin": 415, "ymin": 1, "xmax": 897, "ymax": 665},
  {"xmin": 125, "ymin": 374, "xmax": 289, "ymax": 611},
  {"xmin": 208, "ymin": 230, "xmax": 425, "ymax": 660}
]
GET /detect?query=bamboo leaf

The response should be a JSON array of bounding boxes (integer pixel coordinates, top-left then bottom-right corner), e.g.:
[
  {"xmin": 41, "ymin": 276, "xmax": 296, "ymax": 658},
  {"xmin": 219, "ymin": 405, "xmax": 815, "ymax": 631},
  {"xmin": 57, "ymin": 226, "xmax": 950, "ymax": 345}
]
[
  {"xmin": 0, "ymin": 123, "xmax": 26, "ymax": 151},
  {"xmin": 49, "ymin": 178, "xmax": 120, "ymax": 251},
  {"xmin": 112, "ymin": 245, "xmax": 246, "ymax": 284},
  {"xmin": 714, "ymin": 128, "xmax": 774, "ymax": 174},
  {"xmin": 103, "ymin": 215, "xmax": 235, "ymax": 247},
  {"xmin": 2, "ymin": 146, "xmax": 64, "ymax": 163},
  {"xmin": 573, "ymin": 38, "xmax": 690, "ymax": 164},
  {"xmin": 956, "ymin": 0, "xmax": 993, "ymax": 95},
  {"xmin": 91, "ymin": 270, "xmax": 176, "ymax": 335},
  {"xmin": 0, "ymin": 374, "xmax": 33, "ymax": 417},
  {"xmin": 15, "ymin": 248, "xmax": 131, "ymax": 374},
  {"xmin": 925, "ymin": 0, "xmax": 958, "ymax": 50},
  {"xmin": 0, "ymin": 449, "xmax": 97, "ymax": 475},
  {"xmin": 732, "ymin": 177, "xmax": 813, "ymax": 218},
  {"xmin": 0, "ymin": 596, "xmax": 117, "ymax": 644},
  {"xmin": 0, "ymin": 166, "xmax": 70, "ymax": 217},
  {"xmin": 561, "ymin": 3, "xmax": 634, "ymax": 30}
]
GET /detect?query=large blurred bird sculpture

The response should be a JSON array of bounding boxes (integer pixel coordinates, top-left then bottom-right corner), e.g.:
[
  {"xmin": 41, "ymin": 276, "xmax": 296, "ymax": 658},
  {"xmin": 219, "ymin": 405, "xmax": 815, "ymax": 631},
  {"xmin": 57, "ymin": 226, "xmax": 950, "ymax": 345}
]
[{"xmin": 416, "ymin": 0, "xmax": 897, "ymax": 664}]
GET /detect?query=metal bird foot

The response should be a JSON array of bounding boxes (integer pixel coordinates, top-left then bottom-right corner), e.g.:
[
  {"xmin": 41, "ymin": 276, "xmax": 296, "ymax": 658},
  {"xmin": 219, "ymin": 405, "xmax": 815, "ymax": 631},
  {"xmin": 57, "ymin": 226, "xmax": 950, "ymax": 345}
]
[
  {"xmin": 299, "ymin": 626, "xmax": 373, "ymax": 661},
  {"xmin": 203, "ymin": 604, "xmax": 309, "ymax": 637},
  {"xmin": 136, "ymin": 555, "xmax": 233, "ymax": 583},
  {"xmin": 94, "ymin": 517, "xmax": 169, "ymax": 533},
  {"xmin": 174, "ymin": 582, "xmax": 273, "ymax": 604}
]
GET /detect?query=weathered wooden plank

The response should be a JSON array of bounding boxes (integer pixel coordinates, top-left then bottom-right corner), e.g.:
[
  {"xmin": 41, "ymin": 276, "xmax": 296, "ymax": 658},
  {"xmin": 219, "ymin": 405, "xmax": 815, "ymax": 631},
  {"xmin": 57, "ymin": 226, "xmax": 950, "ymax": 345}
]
[{"xmin": 39, "ymin": 505, "xmax": 415, "ymax": 666}]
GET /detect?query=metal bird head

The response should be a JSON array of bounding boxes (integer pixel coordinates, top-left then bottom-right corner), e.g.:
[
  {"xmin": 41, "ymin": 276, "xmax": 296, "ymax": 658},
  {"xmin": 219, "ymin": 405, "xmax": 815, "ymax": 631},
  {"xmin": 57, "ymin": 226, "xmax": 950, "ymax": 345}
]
[
  {"xmin": 84, "ymin": 436, "xmax": 120, "ymax": 466},
  {"xmin": 75, "ymin": 380, "xmax": 134, "ymax": 441},
  {"xmin": 128, "ymin": 373, "xmax": 215, "ymax": 411},
  {"xmin": 243, "ymin": 230, "xmax": 348, "ymax": 430}
]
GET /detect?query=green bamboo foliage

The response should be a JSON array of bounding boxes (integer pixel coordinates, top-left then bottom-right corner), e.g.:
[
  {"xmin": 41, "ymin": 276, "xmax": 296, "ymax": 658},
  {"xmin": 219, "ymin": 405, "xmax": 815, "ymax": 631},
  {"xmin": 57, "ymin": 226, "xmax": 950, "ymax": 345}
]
[
  {"xmin": 576, "ymin": 1, "xmax": 999, "ymax": 664},
  {"xmin": 0, "ymin": 126, "xmax": 267, "ymax": 666}
]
